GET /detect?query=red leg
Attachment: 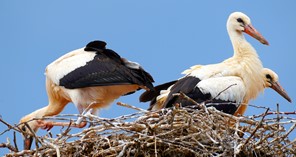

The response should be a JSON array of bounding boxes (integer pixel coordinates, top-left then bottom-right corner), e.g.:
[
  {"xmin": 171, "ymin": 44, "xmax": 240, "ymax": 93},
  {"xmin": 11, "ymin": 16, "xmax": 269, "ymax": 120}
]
[{"xmin": 37, "ymin": 120, "xmax": 87, "ymax": 131}]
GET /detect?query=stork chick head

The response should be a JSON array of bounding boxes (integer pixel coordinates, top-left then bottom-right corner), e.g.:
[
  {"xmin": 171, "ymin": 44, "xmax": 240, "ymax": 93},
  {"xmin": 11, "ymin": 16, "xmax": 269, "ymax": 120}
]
[
  {"xmin": 227, "ymin": 12, "xmax": 269, "ymax": 45},
  {"xmin": 262, "ymin": 68, "xmax": 292, "ymax": 102}
]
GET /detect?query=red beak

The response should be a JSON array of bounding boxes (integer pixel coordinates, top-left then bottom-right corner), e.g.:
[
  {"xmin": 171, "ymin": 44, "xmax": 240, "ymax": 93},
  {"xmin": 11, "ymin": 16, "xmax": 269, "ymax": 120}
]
[
  {"xmin": 24, "ymin": 135, "xmax": 33, "ymax": 150},
  {"xmin": 244, "ymin": 24, "xmax": 269, "ymax": 45},
  {"xmin": 270, "ymin": 81, "xmax": 292, "ymax": 103}
]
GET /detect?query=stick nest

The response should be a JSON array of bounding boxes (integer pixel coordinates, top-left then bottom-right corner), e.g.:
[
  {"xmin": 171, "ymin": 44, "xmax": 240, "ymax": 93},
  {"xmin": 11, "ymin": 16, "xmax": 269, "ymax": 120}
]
[{"xmin": 1, "ymin": 102, "xmax": 296, "ymax": 157}]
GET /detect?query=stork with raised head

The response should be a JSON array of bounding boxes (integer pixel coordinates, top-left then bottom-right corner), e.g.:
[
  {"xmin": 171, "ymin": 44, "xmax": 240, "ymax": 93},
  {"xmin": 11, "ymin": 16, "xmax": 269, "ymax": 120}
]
[
  {"xmin": 162, "ymin": 12, "xmax": 270, "ymax": 109},
  {"xmin": 142, "ymin": 68, "xmax": 291, "ymax": 114},
  {"xmin": 140, "ymin": 12, "xmax": 271, "ymax": 111},
  {"xmin": 20, "ymin": 40, "xmax": 154, "ymax": 149}
]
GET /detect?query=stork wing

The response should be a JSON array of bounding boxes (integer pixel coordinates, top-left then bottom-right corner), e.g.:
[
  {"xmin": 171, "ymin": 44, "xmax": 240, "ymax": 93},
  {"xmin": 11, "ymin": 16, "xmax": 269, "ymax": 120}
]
[
  {"xmin": 139, "ymin": 80, "xmax": 177, "ymax": 102},
  {"xmin": 197, "ymin": 76, "xmax": 246, "ymax": 103},
  {"xmin": 59, "ymin": 54, "xmax": 128, "ymax": 88},
  {"xmin": 163, "ymin": 76, "xmax": 202, "ymax": 108},
  {"xmin": 197, "ymin": 76, "xmax": 246, "ymax": 114},
  {"xmin": 163, "ymin": 76, "xmax": 246, "ymax": 113},
  {"xmin": 59, "ymin": 48, "xmax": 154, "ymax": 89}
]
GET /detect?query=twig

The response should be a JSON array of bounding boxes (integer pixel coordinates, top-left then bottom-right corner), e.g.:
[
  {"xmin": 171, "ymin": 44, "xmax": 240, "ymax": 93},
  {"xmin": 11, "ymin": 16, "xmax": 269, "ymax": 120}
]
[
  {"xmin": 276, "ymin": 103, "xmax": 280, "ymax": 143},
  {"xmin": 173, "ymin": 92, "xmax": 208, "ymax": 113},
  {"xmin": 276, "ymin": 104, "xmax": 280, "ymax": 127},
  {"xmin": 282, "ymin": 138, "xmax": 296, "ymax": 149},
  {"xmin": 172, "ymin": 92, "xmax": 200, "ymax": 107},
  {"xmin": 23, "ymin": 122, "xmax": 43, "ymax": 148},
  {"xmin": 207, "ymin": 108, "xmax": 271, "ymax": 129},
  {"xmin": 44, "ymin": 140, "xmax": 60, "ymax": 157},
  {"xmin": 253, "ymin": 111, "xmax": 296, "ymax": 118},
  {"xmin": 154, "ymin": 132, "xmax": 158, "ymax": 157},
  {"xmin": 117, "ymin": 142, "xmax": 133, "ymax": 157},
  {"xmin": 13, "ymin": 131, "xmax": 19, "ymax": 152},
  {"xmin": 269, "ymin": 123, "xmax": 296, "ymax": 144},
  {"xmin": 0, "ymin": 118, "xmax": 16, "ymax": 131},
  {"xmin": 248, "ymin": 104, "xmax": 272, "ymax": 111},
  {"xmin": 281, "ymin": 123, "xmax": 296, "ymax": 140},
  {"xmin": 241, "ymin": 108, "xmax": 270, "ymax": 148},
  {"xmin": 0, "ymin": 142, "xmax": 18, "ymax": 152},
  {"xmin": 0, "ymin": 118, "xmax": 21, "ymax": 135},
  {"xmin": 5, "ymin": 150, "xmax": 35, "ymax": 156},
  {"xmin": 117, "ymin": 102, "xmax": 147, "ymax": 112},
  {"xmin": 211, "ymin": 83, "xmax": 237, "ymax": 101}
]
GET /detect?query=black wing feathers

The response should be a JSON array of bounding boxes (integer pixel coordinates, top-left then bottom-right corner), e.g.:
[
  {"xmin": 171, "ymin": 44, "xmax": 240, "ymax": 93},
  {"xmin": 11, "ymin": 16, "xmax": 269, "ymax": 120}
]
[
  {"xmin": 140, "ymin": 80, "xmax": 178, "ymax": 102},
  {"xmin": 126, "ymin": 67, "xmax": 154, "ymax": 90},
  {"xmin": 59, "ymin": 40, "xmax": 154, "ymax": 90},
  {"xmin": 163, "ymin": 76, "xmax": 204, "ymax": 108},
  {"xmin": 59, "ymin": 54, "xmax": 131, "ymax": 88},
  {"xmin": 161, "ymin": 76, "xmax": 239, "ymax": 114},
  {"xmin": 206, "ymin": 102, "xmax": 238, "ymax": 115},
  {"xmin": 84, "ymin": 40, "xmax": 106, "ymax": 52}
]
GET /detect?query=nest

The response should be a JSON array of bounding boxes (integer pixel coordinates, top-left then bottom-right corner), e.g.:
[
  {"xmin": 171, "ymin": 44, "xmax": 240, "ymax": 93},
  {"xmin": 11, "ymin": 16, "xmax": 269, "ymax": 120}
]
[{"xmin": 1, "ymin": 101, "xmax": 296, "ymax": 157}]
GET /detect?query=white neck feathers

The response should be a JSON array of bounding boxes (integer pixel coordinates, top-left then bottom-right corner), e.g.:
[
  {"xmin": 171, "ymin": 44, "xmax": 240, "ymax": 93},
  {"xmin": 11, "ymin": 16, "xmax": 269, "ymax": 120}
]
[{"xmin": 230, "ymin": 32, "xmax": 264, "ymax": 102}]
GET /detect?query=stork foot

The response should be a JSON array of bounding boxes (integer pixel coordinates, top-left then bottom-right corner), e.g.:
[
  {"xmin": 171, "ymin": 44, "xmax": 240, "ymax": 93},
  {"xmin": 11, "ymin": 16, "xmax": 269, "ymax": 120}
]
[
  {"xmin": 36, "ymin": 120, "xmax": 54, "ymax": 131},
  {"xmin": 73, "ymin": 121, "xmax": 87, "ymax": 128}
]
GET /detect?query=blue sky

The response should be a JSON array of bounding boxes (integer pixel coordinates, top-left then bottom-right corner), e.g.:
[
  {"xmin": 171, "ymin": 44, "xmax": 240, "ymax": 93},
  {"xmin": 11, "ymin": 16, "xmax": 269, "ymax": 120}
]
[{"xmin": 0, "ymin": 1, "xmax": 295, "ymax": 155}]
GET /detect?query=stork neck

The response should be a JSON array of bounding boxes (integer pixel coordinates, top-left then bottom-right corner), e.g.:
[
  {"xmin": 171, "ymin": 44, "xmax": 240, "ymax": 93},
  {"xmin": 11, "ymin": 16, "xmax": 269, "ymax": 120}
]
[
  {"xmin": 228, "ymin": 30, "xmax": 258, "ymax": 58},
  {"xmin": 227, "ymin": 29, "xmax": 264, "ymax": 102}
]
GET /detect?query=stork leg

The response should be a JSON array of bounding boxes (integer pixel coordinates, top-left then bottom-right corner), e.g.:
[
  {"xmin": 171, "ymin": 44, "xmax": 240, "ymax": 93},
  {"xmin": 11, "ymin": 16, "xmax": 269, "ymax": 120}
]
[
  {"xmin": 37, "ymin": 102, "xmax": 98, "ymax": 130},
  {"xmin": 36, "ymin": 119, "xmax": 87, "ymax": 130},
  {"xmin": 234, "ymin": 102, "xmax": 248, "ymax": 116}
]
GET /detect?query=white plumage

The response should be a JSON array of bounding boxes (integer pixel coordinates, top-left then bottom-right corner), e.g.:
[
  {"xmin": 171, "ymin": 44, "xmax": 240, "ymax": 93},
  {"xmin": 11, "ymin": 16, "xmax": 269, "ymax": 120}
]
[
  {"xmin": 197, "ymin": 76, "xmax": 246, "ymax": 103},
  {"xmin": 141, "ymin": 12, "xmax": 270, "ymax": 113},
  {"xmin": 20, "ymin": 40, "xmax": 155, "ymax": 150},
  {"xmin": 46, "ymin": 48, "xmax": 96, "ymax": 85}
]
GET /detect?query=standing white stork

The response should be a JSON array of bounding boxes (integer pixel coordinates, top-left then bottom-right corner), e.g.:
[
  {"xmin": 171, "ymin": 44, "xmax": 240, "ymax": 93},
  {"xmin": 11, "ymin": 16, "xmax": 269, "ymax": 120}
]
[
  {"xmin": 140, "ymin": 12, "xmax": 270, "ymax": 111},
  {"xmin": 20, "ymin": 40, "xmax": 154, "ymax": 149},
  {"xmin": 141, "ymin": 68, "xmax": 291, "ymax": 114}
]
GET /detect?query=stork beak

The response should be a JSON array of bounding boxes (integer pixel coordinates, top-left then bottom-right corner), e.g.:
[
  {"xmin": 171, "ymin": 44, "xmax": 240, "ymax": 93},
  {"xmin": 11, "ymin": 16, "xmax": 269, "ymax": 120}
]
[
  {"xmin": 24, "ymin": 135, "xmax": 33, "ymax": 150},
  {"xmin": 244, "ymin": 24, "xmax": 269, "ymax": 45},
  {"xmin": 270, "ymin": 81, "xmax": 292, "ymax": 103}
]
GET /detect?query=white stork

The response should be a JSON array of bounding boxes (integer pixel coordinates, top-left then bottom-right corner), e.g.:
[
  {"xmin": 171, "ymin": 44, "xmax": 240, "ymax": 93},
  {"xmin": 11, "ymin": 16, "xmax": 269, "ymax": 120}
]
[
  {"xmin": 140, "ymin": 11, "xmax": 270, "ymax": 111},
  {"xmin": 141, "ymin": 68, "xmax": 291, "ymax": 114},
  {"xmin": 20, "ymin": 40, "xmax": 154, "ymax": 149},
  {"xmin": 234, "ymin": 68, "xmax": 292, "ymax": 116}
]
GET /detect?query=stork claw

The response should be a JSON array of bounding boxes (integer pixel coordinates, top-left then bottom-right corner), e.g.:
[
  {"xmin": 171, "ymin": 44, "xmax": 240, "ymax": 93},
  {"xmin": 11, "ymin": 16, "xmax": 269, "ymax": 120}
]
[
  {"xmin": 36, "ymin": 120, "xmax": 54, "ymax": 131},
  {"xmin": 74, "ymin": 121, "xmax": 87, "ymax": 128},
  {"xmin": 76, "ymin": 108, "xmax": 94, "ymax": 125}
]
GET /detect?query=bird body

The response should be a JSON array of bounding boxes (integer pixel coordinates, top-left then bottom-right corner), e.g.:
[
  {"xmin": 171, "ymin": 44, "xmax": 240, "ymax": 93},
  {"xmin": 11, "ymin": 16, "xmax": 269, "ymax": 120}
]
[
  {"xmin": 150, "ymin": 75, "xmax": 246, "ymax": 113},
  {"xmin": 20, "ymin": 40, "xmax": 154, "ymax": 149},
  {"xmin": 161, "ymin": 42, "xmax": 265, "ymax": 110},
  {"xmin": 45, "ymin": 46, "xmax": 147, "ymax": 113},
  {"xmin": 22, "ymin": 40, "xmax": 154, "ymax": 123},
  {"xmin": 141, "ymin": 12, "xmax": 271, "ymax": 113},
  {"xmin": 145, "ymin": 68, "xmax": 291, "ymax": 115},
  {"xmin": 182, "ymin": 49, "xmax": 264, "ymax": 104},
  {"xmin": 178, "ymin": 12, "xmax": 267, "ymax": 105}
]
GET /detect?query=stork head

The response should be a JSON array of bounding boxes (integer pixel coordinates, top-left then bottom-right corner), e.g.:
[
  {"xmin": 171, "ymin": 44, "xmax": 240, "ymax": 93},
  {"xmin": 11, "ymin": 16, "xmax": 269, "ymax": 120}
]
[
  {"xmin": 19, "ymin": 114, "xmax": 39, "ymax": 150},
  {"xmin": 262, "ymin": 68, "xmax": 292, "ymax": 102},
  {"xmin": 227, "ymin": 12, "xmax": 269, "ymax": 45}
]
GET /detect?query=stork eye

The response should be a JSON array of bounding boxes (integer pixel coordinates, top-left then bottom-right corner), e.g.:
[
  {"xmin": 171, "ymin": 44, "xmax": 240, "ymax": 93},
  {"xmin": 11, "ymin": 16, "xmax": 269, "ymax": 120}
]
[
  {"xmin": 21, "ymin": 126, "xmax": 26, "ymax": 132},
  {"xmin": 237, "ymin": 18, "xmax": 244, "ymax": 24},
  {"xmin": 266, "ymin": 74, "xmax": 272, "ymax": 80}
]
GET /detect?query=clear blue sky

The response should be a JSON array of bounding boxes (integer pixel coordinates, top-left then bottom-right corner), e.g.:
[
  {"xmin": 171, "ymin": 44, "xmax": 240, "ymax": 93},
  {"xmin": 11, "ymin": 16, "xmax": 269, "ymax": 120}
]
[{"xmin": 0, "ymin": 1, "xmax": 295, "ymax": 155}]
